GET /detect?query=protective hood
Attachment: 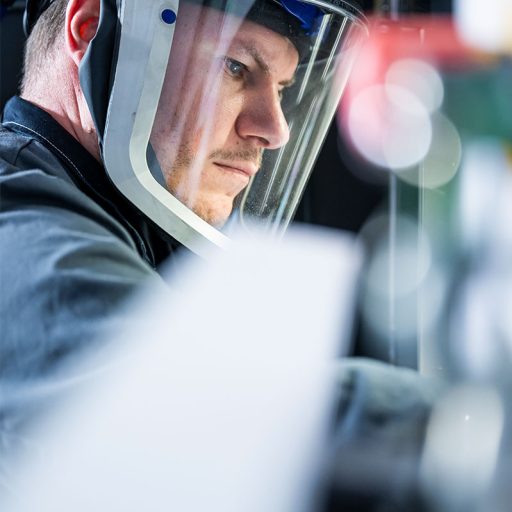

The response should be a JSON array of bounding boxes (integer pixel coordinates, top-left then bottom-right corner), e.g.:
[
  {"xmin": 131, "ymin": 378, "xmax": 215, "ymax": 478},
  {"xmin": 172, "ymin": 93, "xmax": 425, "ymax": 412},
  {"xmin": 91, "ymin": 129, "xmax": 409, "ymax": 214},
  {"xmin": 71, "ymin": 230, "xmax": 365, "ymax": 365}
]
[{"xmin": 30, "ymin": 0, "xmax": 368, "ymax": 255}]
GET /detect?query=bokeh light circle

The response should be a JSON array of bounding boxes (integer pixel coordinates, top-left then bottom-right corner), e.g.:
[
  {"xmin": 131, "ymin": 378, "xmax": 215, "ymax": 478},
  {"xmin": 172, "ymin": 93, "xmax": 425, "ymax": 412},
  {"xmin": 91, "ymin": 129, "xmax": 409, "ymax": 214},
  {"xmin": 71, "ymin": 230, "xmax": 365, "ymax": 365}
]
[
  {"xmin": 386, "ymin": 59, "xmax": 444, "ymax": 113},
  {"xmin": 396, "ymin": 113, "xmax": 462, "ymax": 189},
  {"xmin": 348, "ymin": 84, "xmax": 432, "ymax": 170}
]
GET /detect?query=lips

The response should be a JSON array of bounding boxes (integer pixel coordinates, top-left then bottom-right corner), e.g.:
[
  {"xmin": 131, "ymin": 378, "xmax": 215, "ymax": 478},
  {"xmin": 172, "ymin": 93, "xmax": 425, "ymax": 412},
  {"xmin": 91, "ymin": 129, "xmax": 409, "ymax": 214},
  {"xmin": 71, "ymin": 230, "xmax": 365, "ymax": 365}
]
[{"xmin": 214, "ymin": 162, "xmax": 259, "ymax": 177}]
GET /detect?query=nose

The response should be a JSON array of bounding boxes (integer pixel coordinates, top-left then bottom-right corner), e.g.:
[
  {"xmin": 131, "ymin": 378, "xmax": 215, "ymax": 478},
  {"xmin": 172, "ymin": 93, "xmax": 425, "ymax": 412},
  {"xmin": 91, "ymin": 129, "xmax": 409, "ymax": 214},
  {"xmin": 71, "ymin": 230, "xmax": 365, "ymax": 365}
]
[{"xmin": 235, "ymin": 87, "xmax": 290, "ymax": 149}]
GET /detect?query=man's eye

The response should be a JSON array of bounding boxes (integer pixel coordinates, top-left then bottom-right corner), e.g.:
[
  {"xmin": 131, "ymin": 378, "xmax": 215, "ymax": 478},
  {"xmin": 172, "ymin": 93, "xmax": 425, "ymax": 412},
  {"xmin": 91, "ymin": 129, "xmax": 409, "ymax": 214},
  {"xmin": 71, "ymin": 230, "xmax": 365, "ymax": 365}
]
[{"xmin": 224, "ymin": 57, "xmax": 247, "ymax": 78}]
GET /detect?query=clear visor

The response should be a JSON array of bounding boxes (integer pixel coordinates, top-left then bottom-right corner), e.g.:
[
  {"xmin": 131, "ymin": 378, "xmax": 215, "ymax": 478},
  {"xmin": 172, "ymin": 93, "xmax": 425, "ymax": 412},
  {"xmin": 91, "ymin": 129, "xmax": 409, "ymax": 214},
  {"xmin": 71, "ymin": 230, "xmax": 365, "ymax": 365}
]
[{"xmin": 102, "ymin": 0, "xmax": 367, "ymax": 254}]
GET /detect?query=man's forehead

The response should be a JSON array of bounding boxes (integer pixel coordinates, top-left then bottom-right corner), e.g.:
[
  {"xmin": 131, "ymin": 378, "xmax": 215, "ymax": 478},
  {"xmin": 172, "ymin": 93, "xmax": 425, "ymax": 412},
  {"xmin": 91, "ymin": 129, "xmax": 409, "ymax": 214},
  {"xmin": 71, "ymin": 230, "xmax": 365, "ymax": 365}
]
[
  {"xmin": 188, "ymin": 3, "xmax": 301, "ymax": 57},
  {"xmin": 188, "ymin": 4, "xmax": 298, "ymax": 64},
  {"xmin": 231, "ymin": 20, "xmax": 298, "ymax": 55}
]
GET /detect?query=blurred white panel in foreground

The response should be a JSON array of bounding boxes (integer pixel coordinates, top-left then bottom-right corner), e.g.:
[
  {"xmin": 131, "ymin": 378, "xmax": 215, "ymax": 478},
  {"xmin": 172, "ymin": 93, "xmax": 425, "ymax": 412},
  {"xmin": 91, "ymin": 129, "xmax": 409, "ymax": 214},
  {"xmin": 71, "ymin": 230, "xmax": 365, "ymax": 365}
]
[{"xmin": 4, "ymin": 225, "xmax": 362, "ymax": 512}]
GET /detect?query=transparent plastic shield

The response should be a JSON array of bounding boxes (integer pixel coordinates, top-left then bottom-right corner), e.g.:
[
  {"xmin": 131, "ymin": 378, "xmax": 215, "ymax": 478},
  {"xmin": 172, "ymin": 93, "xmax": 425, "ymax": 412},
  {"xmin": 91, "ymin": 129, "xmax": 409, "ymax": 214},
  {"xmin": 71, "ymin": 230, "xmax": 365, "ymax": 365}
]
[
  {"xmin": 236, "ymin": 7, "xmax": 366, "ymax": 233},
  {"xmin": 103, "ymin": 0, "xmax": 366, "ymax": 254}
]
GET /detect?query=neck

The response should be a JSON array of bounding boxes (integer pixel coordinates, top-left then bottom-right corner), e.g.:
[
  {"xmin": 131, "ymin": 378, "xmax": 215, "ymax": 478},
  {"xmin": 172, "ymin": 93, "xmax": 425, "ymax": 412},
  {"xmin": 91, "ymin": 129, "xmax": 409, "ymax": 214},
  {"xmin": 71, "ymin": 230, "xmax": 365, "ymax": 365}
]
[{"xmin": 21, "ymin": 61, "xmax": 101, "ymax": 161}]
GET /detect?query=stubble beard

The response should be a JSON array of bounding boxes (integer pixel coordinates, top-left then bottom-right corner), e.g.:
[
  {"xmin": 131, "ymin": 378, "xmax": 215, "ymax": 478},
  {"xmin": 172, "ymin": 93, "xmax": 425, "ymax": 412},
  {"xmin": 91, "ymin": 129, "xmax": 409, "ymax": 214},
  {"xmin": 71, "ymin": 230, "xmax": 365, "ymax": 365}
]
[{"xmin": 165, "ymin": 143, "xmax": 263, "ymax": 227}]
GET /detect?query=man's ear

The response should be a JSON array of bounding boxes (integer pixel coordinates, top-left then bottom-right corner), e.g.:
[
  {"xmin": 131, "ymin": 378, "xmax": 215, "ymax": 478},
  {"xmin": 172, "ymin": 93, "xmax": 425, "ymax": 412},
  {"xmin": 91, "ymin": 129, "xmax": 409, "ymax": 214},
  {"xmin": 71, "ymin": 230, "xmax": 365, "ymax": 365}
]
[{"xmin": 66, "ymin": 0, "xmax": 101, "ymax": 66}]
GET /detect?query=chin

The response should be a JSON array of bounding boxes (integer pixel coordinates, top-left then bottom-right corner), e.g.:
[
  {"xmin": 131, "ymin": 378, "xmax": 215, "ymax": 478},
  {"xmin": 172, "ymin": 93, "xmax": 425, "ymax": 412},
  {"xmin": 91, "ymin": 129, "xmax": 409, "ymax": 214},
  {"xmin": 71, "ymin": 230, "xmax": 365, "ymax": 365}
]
[{"xmin": 192, "ymin": 195, "xmax": 234, "ymax": 228}]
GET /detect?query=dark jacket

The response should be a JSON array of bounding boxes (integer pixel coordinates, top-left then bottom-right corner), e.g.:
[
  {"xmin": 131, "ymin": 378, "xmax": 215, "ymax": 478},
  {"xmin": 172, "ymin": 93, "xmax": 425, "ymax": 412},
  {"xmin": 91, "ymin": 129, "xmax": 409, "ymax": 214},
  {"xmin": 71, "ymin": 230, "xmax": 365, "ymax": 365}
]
[{"xmin": 0, "ymin": 96, "xmax": 175, "ymax": 454}]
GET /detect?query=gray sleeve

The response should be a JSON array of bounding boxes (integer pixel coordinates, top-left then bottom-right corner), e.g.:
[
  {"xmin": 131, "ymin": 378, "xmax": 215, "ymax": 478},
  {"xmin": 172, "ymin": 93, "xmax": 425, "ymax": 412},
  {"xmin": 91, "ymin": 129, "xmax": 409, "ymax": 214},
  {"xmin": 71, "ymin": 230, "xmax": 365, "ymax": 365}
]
[
  {"xmin": 0, "ymin": 166, "xmax": 160, "ymax": 379},
  {"xmin": 0, "ymin": 164, "xmax": 164, "ymax": 465}
]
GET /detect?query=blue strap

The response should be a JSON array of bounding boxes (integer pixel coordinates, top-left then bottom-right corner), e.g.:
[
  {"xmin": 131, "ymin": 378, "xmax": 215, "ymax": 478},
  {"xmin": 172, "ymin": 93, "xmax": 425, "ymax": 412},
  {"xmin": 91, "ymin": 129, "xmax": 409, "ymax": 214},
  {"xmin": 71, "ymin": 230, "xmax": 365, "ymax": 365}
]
[{"xmin": 279, "ymin": 0, "xmax": 324, "ymax": 35}]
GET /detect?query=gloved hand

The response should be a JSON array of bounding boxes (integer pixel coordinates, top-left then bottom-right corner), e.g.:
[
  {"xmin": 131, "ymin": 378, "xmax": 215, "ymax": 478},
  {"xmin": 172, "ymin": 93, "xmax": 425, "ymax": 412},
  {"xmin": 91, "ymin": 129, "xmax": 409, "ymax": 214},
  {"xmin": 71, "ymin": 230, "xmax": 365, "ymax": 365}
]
[{"xmin": 321, "ymin": 357, "xmax": 444, "ymax": 512}]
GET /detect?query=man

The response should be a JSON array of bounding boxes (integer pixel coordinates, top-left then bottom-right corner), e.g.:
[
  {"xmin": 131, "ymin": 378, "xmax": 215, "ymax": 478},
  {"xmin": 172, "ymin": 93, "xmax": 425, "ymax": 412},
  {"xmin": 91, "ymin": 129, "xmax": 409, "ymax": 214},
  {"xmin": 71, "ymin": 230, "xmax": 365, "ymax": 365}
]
[
  {"xmin": 0, "ymin": 0, "xmax": 365, "ymax": 403},
  {"xmin": 1, "ymin": 4, "xmax": 446, "ymax": 510}
]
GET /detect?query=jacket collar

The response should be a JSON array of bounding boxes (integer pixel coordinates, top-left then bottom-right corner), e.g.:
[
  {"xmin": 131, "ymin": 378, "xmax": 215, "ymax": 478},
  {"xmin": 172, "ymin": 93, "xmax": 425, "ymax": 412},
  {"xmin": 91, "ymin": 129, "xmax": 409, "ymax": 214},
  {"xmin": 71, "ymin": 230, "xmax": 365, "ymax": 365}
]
[{"xmin": 2, "ymin": 96, "xmax": 177, "ymax": 267}]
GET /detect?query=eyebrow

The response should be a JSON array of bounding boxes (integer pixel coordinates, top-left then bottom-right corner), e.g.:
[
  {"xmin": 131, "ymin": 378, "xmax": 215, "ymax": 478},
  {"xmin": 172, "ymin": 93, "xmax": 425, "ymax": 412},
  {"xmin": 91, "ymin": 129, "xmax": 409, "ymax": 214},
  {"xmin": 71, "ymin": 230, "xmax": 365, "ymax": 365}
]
[{"xmin": 235, "ymin": 40, "xmax": 296, "ymax": 87}]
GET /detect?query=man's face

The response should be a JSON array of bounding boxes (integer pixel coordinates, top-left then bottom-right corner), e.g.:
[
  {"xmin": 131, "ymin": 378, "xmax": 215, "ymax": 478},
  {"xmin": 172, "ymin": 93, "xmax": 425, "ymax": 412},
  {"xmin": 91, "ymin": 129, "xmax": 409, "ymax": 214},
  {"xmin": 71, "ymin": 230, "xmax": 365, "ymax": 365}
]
[{"xmin": 150, "ymin": 4, "xmax": 299, "ymax": 227}]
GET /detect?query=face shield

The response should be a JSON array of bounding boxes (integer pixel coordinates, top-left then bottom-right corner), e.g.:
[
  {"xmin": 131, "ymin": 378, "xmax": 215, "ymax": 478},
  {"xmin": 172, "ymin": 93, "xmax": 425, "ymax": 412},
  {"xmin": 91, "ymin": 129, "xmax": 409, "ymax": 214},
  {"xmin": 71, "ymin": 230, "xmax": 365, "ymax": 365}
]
[{"xmin": 95, "ymin": 0, "xmax": 367, "ymax": 255}]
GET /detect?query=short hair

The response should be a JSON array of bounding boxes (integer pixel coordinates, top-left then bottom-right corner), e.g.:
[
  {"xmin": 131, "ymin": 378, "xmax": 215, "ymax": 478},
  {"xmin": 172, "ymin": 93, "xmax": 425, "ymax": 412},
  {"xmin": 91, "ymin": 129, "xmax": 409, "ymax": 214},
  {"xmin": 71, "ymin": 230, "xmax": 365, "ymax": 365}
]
[{"xmin": 21, "ymin": 0, "xmax": 68, "ymax": 93}]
